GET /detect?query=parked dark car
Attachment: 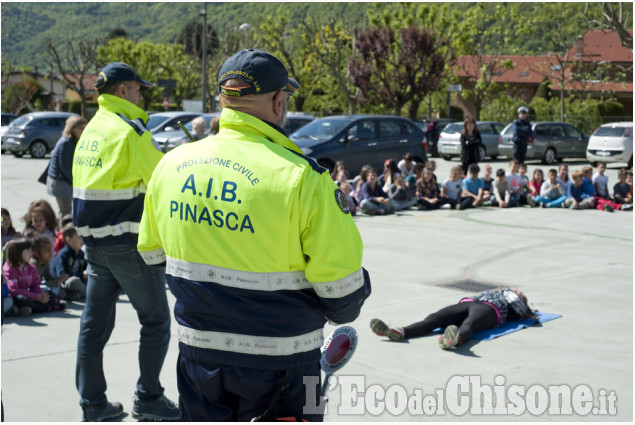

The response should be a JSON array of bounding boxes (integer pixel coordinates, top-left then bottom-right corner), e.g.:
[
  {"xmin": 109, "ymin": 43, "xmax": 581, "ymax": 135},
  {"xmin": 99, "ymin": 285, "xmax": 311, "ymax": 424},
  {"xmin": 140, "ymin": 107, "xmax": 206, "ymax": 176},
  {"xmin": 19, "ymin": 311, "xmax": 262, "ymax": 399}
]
[
  {"xmin": 419, "ymin": 118, "xmax": 454, "ymax": 157},
  {"xmin": 498, "ymin": 121, "xmax": 589, "ymax": 164},
  {"xmin": 2, "ymin": 111, "xmax": 79, "ymax": 158},
  {"xmin": 145, "ymin": 111, "xmax": 201, "ymax": 135},
  {"xmin": 290, "ymin": 115, "xmax": 427, "ymax": 174},
  {"xmin": 284, "ymin": 112, "xmax": 315, "ymax": 135}
]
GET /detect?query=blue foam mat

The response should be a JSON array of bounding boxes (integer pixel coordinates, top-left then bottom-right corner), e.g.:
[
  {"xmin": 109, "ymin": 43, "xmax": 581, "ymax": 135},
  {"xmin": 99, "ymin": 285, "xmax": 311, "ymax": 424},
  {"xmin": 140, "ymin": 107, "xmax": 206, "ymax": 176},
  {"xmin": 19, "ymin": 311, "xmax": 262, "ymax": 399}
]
[{"xmin": 433, "ymin": 312, "xmax": 561, "ymax": 341}]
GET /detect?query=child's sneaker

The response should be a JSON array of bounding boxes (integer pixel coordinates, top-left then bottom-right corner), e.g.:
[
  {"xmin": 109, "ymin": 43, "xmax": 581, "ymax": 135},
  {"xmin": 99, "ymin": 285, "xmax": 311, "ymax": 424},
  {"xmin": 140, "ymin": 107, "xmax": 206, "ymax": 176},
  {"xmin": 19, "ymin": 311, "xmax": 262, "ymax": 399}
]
[
  {"xmin": 622, "ymin": 204, "xmax": 633, "ymax": 211},
  {"xmin": 18, "ymin": 306, "xmax": 32, "ymax": 316},
  {"xmin": 438, "ymin": 325, "xmax": 460, "ymax": 349},
  {"xmin": 603, "ymin": 204, "xmax": 614, "ymax": 213},
  {"xmin": 370, "ymin": 318, "xmax": 405, "ymax": 342},
  {"xmin": 527, "ymin": 195, "xmax": 536, "ymax": 207}
]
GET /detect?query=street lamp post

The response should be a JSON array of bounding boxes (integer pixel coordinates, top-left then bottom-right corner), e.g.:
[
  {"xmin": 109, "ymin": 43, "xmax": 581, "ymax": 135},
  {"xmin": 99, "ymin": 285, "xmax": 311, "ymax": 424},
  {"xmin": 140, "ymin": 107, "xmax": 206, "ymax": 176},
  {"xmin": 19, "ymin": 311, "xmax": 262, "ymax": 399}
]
[
  {"xmin": 239, "ymin": 23, "xmax": 251, "ymax": 49},
  {"xmin": 200, "ymin": 3, "xmax": 207, "ymax": 113}
]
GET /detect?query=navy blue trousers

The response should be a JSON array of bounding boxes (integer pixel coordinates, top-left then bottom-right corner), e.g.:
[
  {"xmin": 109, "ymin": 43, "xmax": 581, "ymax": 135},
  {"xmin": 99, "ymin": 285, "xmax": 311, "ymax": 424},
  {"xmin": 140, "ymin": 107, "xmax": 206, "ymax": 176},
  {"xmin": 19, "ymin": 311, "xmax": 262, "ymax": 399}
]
[{"xmin": 177, "ymin": 354, "xmax": 323, "ymax": 421}]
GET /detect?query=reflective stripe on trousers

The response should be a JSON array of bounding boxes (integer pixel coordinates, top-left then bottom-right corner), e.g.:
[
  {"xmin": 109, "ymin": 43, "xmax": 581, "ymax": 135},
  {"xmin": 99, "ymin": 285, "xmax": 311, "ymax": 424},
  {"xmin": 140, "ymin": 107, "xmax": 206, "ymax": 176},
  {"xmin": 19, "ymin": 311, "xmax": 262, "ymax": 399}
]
[{"xmin": 177, "ymin": 325, "xmax": 324, "ymax": 356}]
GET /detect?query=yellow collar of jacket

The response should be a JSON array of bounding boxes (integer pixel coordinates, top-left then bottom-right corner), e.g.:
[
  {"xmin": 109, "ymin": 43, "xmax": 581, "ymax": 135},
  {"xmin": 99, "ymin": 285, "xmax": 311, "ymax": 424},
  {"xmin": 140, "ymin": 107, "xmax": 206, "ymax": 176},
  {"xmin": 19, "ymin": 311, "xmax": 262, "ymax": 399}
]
[{"xmin": 218, "ymin": 108, "xmax": 303, "ymax": 155}]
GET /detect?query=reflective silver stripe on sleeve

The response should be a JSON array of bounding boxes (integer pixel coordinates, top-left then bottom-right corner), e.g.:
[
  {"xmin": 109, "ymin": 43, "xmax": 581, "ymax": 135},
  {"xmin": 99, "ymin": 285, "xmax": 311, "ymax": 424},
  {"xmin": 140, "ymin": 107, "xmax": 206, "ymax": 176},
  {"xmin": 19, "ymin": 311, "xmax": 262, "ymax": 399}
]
[
  {"xmin": 139, "ymin": 248, "xmax": 166, "ymax": 265},
  {"xmin": 73, "ymin": 185, "xmax": 146, "ymax": 201},
  {"xmin": 177, "ymin": 325, "xmax": 324, "ymax": 356},
  {"xmin": 76, "ymin": 221, "xmax": 140, "ymax": 239},
  {"xmin": 166, "ymin": 257, "xmax": 364, "ymax": 298},
  {"xmin": 311, "ymin": 269, "xmax": 364, "ymax": 299}
]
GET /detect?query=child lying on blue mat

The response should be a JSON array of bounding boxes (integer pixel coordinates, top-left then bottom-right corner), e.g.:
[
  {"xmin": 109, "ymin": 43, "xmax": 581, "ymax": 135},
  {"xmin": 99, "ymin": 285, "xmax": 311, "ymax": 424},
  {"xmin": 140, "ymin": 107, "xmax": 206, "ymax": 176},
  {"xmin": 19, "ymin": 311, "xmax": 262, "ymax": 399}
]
[{"xmin": 371, "ymin": 287, "xmax": 536, "ymax": 350}]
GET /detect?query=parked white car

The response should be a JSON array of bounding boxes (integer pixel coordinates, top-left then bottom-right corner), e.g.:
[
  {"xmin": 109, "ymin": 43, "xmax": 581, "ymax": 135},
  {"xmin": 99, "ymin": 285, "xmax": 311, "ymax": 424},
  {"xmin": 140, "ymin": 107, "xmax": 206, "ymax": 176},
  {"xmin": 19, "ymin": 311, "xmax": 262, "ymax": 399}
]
[{"xmin": 586, "ymin": 122, "xmax": 633, "ymax": 168}]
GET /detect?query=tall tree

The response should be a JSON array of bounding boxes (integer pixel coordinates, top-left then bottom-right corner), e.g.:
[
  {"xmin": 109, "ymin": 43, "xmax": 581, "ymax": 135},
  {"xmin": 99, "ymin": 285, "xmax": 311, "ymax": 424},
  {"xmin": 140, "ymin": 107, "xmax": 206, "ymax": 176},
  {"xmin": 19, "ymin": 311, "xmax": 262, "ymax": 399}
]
[
  {"xmin": 177, "ymin": 20, "xmax": 219, "ymax": 59},
  {"xmin": 47, "ymin": 39, "xmax": 99, "ymax": 118},
  {"xmin": 453, "ymin": 3, "xmax": 530, "ymax": 119},
  {"xmin": 97, "ymin": 38, "xmax": 205, "ymax": 111},
  {"xmin": 1, "ymin": 78, "xmax": 42, "ymax": 114},
  {"xmin": 364, "ymin": 2, "xmax": 460, "ymax": 119},
  {"xmin": 301, "ymin": 17, "xmax": 359, "ymax": 114},
  {"xmin": 348, "ymin": 25, "xmax": 446, "ymax": 119},
  {"xmin": 177, "ymin": 19, "xmax": 219, "ymax": 111},
  {"xmin": 525, "ymin": 3, "xmax": 602, "ymax": 121},
  {"xmin": 255, "ymin": 10, "xmax": 322, "ymax": 112},
  {"xmin": 585, "ymin": 2, "xmax": 633, "ymax": 50}
]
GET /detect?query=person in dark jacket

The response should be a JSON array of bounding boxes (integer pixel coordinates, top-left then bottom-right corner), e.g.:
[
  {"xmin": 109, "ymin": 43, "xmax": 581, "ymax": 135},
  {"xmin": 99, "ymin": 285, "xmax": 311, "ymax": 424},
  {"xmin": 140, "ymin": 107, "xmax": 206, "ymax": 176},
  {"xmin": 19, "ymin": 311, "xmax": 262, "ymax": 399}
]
[
  {"xmin": 511, "ymin": 106, "xmax": 533, "ymax": 163},
  {"xmin": 46, "ymin": 116, "xmax": 86, "ymax": 217},
  {"xmin": 459, "ymin": 118, "xmax": 482, "ymax": 175},
  {"xmin": 370, "ymin": 287, "xmax": 536, "ymax": 349},
  {"xmin": 359, "ymin": 168, "xmax": 395, "ymax": 215}
]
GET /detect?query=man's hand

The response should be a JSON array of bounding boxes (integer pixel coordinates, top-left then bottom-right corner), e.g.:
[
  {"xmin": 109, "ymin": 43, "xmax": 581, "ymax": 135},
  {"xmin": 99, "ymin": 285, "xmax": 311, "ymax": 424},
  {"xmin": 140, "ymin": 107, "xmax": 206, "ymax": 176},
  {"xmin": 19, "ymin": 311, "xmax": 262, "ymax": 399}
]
[{"xmin": 58, "ymin": 273, "xmax": 69, "ymax": 283}]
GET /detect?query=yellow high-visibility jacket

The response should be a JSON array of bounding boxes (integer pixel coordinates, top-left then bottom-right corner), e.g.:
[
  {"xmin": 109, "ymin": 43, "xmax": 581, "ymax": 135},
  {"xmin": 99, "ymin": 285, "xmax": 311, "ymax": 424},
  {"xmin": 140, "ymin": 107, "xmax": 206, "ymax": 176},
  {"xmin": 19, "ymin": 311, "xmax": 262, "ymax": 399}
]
[
  {"xmin": 72, "ymin": 94, "xmax": 163, "ymax": 246},
  {"xmin": 138, "ymin": 108, "xmax": 370, "ymax": 368}
]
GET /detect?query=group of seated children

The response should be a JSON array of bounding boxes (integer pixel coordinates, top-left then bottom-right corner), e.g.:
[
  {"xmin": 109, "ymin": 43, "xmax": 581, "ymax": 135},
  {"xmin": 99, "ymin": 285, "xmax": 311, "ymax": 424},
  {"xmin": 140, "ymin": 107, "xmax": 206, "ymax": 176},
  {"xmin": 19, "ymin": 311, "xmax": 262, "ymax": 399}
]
[
  {"xmin": 331, "ymin": 155, "xmax": 633, "ymax": 215},
  {"xmin": 2, "ymin": 200, "xmax": 87, "ymax": 318}
]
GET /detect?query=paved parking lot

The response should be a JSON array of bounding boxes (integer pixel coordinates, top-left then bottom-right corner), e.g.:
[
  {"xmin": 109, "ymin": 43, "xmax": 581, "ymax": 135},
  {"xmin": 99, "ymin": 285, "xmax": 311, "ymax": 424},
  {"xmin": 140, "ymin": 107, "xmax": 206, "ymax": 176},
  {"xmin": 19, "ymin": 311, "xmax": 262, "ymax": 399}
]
[{"xmin": 1, "ymin": 152, "xmax": 632, "ymax": 421}]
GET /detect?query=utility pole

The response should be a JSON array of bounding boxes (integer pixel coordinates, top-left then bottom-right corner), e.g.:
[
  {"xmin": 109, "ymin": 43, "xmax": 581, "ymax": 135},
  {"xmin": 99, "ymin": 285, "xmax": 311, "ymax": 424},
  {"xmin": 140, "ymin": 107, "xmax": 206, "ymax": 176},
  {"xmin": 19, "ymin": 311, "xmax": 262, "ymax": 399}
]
[{"xmin": 200, "ymin": 3, "xmax": 207, "ymax": 113}]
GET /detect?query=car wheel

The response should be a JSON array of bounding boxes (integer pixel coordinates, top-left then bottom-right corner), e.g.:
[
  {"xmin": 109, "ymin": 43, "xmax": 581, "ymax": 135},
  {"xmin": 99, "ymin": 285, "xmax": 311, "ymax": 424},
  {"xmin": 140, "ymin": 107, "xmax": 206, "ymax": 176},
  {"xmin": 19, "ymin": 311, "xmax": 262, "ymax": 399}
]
[
  {"xmin": 478, "ymin": 146, "xmax": 486, "ymax": 162},
  {"xmin": 317, "ymin": 159, "xmax": 334, "ymax": 173},
  {"xmin": 29, "ymin": 141, "xmax": 48, "ymax": 159},
  {"xmin": 590, "ymin": 162, "xmax": 598, "ymax": 168},
  {"xmin": 541, "ymin": 147, "xmax": 556, "ymax": 165},
  {"xmin": 12, "ymin": 151, "xmax": 24, "ymax": 158},
  {"xmin": 442, "ymin": 155, "xmax": 452, "ymax": 161}
]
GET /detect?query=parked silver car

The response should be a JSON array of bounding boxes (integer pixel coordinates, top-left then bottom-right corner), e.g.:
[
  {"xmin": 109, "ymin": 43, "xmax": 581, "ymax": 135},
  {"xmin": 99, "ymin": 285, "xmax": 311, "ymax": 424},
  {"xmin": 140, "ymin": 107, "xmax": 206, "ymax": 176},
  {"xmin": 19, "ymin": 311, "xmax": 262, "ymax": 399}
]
[
  {"xmin": 586, "ymin": 122, "xmax": 633, "ymax": 168},
  {"xmin": 498, "ymin": 121, "xmax": 588, "ymax": 165},
  {"xmin": 154, "ymin": 113, "xmax": 220, "ymax": 152},
  {"xmin": 1, "ymin": 113, "xmax": 18, "ymax": 153},
  {"xmin": 2, "ymin": 111, "xmax": 78, "ymax": 158},
  {"xmin": 438, "ymin": 121, "xmax": 504, "ymax": 161},
  {"xmin": 145, "ymin": 111, "xmax": 201, "ymax": 135}
]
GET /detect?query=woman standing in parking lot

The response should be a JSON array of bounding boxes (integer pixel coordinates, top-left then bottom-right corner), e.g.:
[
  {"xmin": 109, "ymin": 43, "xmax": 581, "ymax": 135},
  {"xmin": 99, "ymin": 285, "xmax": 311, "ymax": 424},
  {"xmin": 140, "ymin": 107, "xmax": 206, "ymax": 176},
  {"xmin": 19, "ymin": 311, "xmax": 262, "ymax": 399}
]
[
  {"xmin": 460, "ymin": 118, "xmax": 482, "ymax": 175},
  {"xmin": 46, "ymin": 116, "xmax": 86, "ymax": 218}
]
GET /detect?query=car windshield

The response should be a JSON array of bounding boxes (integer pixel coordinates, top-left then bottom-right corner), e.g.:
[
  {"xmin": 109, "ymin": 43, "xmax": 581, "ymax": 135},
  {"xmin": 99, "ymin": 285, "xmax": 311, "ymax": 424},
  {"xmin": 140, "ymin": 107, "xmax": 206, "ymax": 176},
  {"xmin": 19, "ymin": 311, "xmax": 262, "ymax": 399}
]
[
  {"xmin": 595, "ymin": 126, "xmax": 630, "ymax": 137},
  {"xmin": 442, "ymin": 123, "xmax": 463, "ymax": 134},
  {"xmin": 184, "ymin": 116, "xmax": 213, "ymax": 131},
  {"xmin": 291, "ymin": 118, "xmax": 353, "ymax": 141},
  {"xmin": 146, "ymin": 115, "xmax": 170, "ymax": 129},
  {"xmin": 11, "ymin": 116, "xmax": 31, "ymax": 127}
]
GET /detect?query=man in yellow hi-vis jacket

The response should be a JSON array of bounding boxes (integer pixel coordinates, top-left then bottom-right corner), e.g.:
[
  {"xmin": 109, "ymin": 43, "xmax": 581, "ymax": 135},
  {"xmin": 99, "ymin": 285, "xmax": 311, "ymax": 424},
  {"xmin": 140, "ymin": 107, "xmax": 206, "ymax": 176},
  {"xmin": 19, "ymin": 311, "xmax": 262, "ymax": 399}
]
[
  {"xmin": 73, "ymin": 62, "xmax": 178, "ymax": 422},
  {"xmin": 138, "ymin": 49, "xmax": 371, "ymax": 421}
]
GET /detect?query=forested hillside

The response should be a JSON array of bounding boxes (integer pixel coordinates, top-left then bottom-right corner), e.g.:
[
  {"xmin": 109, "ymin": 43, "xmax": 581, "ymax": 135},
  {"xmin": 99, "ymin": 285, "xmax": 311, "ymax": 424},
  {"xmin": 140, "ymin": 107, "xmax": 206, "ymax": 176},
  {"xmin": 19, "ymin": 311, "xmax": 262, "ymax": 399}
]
[{"xmin": 0, "ymin": 2, "xmax": 610, "ymax": 69}]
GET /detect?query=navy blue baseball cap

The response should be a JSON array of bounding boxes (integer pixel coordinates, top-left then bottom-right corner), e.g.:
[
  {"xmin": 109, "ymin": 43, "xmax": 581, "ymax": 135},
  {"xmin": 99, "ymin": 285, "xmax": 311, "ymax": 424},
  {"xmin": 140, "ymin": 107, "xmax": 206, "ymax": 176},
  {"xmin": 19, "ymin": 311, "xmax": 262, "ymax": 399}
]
[
  {"xmin": 95, "ymin": 62, "xmax": 155, "ymax": 90},
  {"xmin": 218, "ymin": 49, "xmax": 299, "ymax": 97}
]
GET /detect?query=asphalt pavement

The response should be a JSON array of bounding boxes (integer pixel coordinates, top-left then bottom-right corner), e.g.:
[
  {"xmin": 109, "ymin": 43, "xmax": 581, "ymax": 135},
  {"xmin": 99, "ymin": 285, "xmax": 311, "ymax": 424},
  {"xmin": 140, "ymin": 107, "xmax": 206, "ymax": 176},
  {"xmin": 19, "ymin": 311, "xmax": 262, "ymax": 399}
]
[{"xmin": 0, "ymin": 152, "xmax": 632, "ymax": 422}]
